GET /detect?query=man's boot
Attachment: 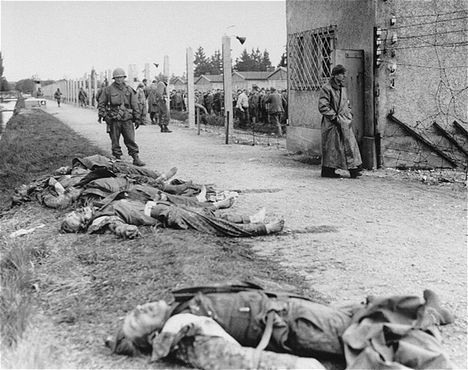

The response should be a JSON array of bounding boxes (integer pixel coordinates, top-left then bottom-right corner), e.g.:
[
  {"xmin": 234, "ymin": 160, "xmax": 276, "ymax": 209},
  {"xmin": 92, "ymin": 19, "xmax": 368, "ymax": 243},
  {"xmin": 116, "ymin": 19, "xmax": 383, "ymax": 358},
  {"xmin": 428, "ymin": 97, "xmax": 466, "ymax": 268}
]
[
  {"xmin": 132, "ymin": 154, "xmax": 145, "ymax": 167},
  {"xmin": 162, "ymin": 124, "xmax": 172, "ymax": 133},
  {"xmin": 321, "ymin": 166, "xmax": 341, "ymax": 178},
  {"xmin": 349, "ymin": 168, "xmax": 363, "ymax": 179}
]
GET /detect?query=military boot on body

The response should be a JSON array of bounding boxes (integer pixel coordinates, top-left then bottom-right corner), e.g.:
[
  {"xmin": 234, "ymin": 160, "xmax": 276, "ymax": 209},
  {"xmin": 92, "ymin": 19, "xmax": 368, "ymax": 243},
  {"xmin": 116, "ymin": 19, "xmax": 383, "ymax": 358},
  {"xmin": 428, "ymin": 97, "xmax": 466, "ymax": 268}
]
[{"xmin": 132, "ymin": 154, "xmax": 146, "ymax": 167}]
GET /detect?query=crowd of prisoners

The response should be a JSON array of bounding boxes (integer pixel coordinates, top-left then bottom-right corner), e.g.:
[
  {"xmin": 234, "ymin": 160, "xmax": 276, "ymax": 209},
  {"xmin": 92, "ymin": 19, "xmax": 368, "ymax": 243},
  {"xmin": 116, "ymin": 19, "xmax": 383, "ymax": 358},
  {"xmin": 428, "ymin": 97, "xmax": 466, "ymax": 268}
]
[
  {"xmin": 169, "ymin": 86, "xmax": 288, "ymax": 132},
  {"xmin": 12, "ymin": 154, "xmax": 284, "ymax": 238}
]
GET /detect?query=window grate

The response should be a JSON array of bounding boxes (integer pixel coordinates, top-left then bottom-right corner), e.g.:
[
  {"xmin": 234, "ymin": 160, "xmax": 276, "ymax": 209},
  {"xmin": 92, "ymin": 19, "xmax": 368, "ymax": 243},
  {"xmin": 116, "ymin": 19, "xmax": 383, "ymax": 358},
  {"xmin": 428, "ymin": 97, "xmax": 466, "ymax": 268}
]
[{"xmin": 288, "ymin": 26, "xmax": 337, "ymax": 91}]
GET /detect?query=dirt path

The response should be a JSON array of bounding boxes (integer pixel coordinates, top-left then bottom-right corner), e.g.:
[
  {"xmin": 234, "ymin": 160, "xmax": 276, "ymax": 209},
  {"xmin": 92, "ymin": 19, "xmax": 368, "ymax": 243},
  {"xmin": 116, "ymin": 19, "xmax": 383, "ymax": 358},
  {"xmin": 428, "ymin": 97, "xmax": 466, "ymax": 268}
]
[{"xmin": 44, "ymin": 101, "xmax": 467, "ymax": 367}]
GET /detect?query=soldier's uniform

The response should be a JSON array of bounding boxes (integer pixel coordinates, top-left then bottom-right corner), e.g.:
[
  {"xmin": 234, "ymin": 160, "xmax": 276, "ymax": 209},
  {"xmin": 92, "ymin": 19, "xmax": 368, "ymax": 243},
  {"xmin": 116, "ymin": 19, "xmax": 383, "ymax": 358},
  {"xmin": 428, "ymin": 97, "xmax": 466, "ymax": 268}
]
[
  {"xmin": 155, "ymin": 81, "xmax": 171, "ymax": 133},
  {"xmin": 98, "ymin": 81, "xmax": 142, "ymax": 163}
]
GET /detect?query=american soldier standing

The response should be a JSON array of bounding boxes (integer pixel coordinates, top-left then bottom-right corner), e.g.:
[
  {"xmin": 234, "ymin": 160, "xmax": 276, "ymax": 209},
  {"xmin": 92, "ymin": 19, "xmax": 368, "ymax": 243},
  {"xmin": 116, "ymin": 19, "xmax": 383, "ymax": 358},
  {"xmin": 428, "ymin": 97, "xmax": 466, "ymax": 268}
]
[{"xmin": 98, "ymin": 68, "xmax": 145, "ymax": 166}]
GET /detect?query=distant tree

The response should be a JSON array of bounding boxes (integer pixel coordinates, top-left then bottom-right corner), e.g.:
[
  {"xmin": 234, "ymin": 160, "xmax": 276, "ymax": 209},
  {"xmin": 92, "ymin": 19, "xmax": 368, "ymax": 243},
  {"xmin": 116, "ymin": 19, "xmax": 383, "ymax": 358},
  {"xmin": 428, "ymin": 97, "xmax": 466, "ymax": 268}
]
[
  {"xmin": 278, "ymin": 52, "xmax": 287, "ymax": 68},
  {"xmin": 41, "ymin": 80, "xmax": 55, "ymax": 87},
  {"xmin": 194, "ymin": 46, "xmax": 211, "ymax": 77},
  {"xmin": 0, "ymin": 52, "xmax": 10, "ymax": 91},
  {"xmin": 234, "ymin": 48, "xmax": 273, "ymax": 71},
  {"xmin": 251, "ymin": 48, "xmax": 263, "ymax": 71},
  {"xmin": 0, "ymin": 52, "xmax": 4, "ymax": 79},
  {"xmin": 209, "ymin": 50, "xmax": 222, "ymax": 75},
  {"xmin": 15, "ymin": 79, "xmax": 35, "ymax": 93},
  {"xmin": 234, "ymin": 49, "xmax": 255, "ymax": 71},
  {"xmin": 0, "ymin": 78, "xmax": 10, "ymax": 91},
  {"xmin": 260, "ymin": 50, "xmax": 273, "ymax": 71},
  {"xmin": 156, "ymin": 73, "xmax": 168, "ymax": 83}
]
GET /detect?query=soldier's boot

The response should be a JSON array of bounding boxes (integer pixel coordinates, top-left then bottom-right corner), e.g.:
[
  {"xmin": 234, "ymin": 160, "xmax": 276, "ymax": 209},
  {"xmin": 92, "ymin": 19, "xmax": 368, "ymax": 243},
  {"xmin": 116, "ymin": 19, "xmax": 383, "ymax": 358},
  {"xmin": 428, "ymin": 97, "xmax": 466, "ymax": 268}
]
[
  {"xmin": 132, "ymin": 154, "xmax": 146, "ymax": 167},
  {"xmin": 162, "ymin": 124, "xmax": 172, "ymax": 133}
]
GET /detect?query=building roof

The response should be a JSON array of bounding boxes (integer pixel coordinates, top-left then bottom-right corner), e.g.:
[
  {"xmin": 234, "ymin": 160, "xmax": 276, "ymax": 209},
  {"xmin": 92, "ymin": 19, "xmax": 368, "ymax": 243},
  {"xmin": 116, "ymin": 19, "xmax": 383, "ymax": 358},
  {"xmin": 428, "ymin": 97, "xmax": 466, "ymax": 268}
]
[
  {"xmin": 170, "ymin": 76, "xmax": 186, "ymax": 84},
  {"xmin": 233, "ymin": 71, "xmax": 272, "ymax": 80},
  {"xmin": 195, "ymin": 74, "xmax": 224, "ymax": 84},
  {"xmin": 267, "ymin": 67, "xmax": 287, "ymax": 78}
]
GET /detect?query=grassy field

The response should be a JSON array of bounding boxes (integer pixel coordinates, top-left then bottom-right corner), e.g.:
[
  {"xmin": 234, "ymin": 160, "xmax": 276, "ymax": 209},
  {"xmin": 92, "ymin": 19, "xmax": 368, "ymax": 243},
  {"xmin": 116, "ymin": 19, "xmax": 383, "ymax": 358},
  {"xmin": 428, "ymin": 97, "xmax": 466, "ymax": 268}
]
[{"xmin": 0, "ymin": 109, "xmax": 326, "ymax": 368}]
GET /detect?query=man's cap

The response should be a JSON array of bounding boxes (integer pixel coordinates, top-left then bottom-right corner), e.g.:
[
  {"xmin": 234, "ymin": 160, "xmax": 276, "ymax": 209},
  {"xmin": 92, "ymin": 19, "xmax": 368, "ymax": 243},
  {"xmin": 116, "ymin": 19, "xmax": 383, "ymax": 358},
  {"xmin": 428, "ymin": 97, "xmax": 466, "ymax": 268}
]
[{"xmin": 331, "ymin": 64, "xmax": 346, "ymax": 76}]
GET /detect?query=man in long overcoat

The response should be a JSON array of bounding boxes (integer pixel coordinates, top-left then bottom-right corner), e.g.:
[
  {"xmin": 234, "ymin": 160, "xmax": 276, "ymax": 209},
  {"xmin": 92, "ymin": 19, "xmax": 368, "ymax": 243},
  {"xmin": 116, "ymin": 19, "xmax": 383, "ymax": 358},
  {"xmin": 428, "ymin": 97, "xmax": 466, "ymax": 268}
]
[{"xmin": 318, "ymin": 65, "xmax": 362, "ymax": 178}]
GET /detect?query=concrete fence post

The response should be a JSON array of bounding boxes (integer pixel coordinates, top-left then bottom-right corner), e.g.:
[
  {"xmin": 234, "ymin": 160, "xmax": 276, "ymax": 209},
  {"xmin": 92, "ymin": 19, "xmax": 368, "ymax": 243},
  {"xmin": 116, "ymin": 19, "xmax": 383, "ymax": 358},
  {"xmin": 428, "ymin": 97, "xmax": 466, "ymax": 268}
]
[{"xmin": 186, "ymin": 47, "xmax": 195, "ymax": 128}]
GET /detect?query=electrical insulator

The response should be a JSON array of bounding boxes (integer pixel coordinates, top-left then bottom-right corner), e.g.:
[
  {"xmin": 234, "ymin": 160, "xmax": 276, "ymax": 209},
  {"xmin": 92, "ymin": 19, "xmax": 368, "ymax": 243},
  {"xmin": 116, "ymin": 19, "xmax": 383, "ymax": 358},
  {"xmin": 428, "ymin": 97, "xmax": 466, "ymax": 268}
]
[
  {"xmin": 391, "ymin": 33, "xmax": 398, "ymax": 44},
  {"xmin": 374, "ymin": 27, "xmax": 383, "ymax": 68},
  {"xmin": 390, "ymin": 16, "xmax": 396, "ymax": 26},
  {"xmin": 387, "ymin": 62, "xmax": 397, "ymax": 74}
]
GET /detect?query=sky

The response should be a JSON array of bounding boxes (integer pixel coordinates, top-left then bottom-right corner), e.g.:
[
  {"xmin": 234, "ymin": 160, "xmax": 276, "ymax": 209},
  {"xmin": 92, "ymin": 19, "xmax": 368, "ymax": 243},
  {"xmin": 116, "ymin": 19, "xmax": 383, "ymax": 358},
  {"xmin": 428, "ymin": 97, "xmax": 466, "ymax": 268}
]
[{"xmin": 0, "ymin": 0, "xmax": 287, "ymax": 82}]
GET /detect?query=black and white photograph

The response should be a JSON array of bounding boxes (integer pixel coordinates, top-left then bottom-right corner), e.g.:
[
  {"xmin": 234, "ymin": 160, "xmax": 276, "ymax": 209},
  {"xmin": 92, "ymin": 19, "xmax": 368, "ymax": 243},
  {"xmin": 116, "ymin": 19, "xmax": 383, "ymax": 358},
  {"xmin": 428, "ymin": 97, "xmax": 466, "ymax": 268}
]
[{"xmin": 0, "ymin": 0, "xmax": 467, "ymax": 369}]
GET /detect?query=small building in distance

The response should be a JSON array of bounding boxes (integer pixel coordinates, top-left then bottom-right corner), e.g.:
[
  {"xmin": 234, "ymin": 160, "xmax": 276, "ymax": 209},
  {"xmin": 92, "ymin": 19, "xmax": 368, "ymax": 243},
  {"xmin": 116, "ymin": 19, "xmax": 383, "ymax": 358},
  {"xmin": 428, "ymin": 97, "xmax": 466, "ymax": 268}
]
[{"xmin": 194, "ymin": 74, "xmax": 224, "ymax": 93}]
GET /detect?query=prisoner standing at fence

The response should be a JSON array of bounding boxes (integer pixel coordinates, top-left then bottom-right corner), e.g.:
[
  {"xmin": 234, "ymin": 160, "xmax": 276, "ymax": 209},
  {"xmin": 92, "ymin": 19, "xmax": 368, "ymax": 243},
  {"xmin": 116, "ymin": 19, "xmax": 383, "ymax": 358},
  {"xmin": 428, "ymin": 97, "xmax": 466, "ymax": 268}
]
[
  {"xmin": 98, "ymin": 68, "xmax": 145, "ymax": 166},
  {"xmin": 318, "ymin": 64, "xmax": 362, "ymax": 178},
  {"xmin": 236, "ymin": 89, "xmax": 249, "ymax": 128},
  {"xmin": 265, "ymin": 87, "xmax": 285, "ymax": 136}
]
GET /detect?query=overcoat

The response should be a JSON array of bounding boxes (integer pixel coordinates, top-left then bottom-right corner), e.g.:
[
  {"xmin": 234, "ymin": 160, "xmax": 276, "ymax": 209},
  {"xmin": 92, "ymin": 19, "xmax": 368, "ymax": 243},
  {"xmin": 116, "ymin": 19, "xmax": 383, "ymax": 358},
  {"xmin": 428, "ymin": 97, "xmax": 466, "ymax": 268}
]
[{"xmin": 318, "ymin": 78, "xmax": 362, "ymax": 169}]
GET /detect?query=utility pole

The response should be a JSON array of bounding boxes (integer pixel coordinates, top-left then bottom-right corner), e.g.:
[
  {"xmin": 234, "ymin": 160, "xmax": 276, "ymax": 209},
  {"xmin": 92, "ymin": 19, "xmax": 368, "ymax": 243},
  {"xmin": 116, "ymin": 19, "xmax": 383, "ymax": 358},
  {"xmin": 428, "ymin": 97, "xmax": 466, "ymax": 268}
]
[
  {"xmin": 186, "ymin": 47, "xmax": 195, "ymax": 128},
  {"xmin": 222, "ymin": 35, "xmax": 233, "ymax": 143}
]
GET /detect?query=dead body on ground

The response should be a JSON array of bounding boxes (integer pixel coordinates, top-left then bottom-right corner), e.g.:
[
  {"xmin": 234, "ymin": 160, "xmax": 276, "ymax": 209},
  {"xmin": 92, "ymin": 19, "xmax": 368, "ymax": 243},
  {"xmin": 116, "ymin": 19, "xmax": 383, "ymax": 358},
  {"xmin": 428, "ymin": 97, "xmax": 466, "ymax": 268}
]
[
  {"xmin": 107, "ymin": 281, "xmax": 456, "ymax": 369},
  {"xmin": 10, "ymin": 154, "xmax": 285, "ymax": 238}
]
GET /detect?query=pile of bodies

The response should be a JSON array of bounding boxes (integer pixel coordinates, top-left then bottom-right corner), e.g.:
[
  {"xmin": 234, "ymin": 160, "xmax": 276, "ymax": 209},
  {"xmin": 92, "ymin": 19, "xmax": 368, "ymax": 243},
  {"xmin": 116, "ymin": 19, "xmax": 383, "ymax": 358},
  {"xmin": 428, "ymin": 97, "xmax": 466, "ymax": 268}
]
[
  {"xmin": 10, "ymin": 155, "xmax": 458, "ymax": 369},
  {"xmin": 12, "ymin": 154, "xmax": 284, "ymax": 239}
]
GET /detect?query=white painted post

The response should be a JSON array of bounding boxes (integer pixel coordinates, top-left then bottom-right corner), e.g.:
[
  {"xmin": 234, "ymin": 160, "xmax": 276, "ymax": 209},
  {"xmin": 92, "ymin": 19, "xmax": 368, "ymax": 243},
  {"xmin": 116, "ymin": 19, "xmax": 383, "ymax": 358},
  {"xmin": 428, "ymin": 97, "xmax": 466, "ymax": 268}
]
[
  {"xmin": 222, "ymin": 35, "xmax": 233, "ymax": 143},
  {"xmin": 186, "ymin": 47, "xmax": 195, "ymax": 128},
  {"xmin": 92, "ymin": 72, "xmax": 98, "ymax": 108},
  {"xmin": 88, "ymin": 73, "xmax": 92, "ymax": 108},
  {"xmin": 108, "ymin": 69, "xmax": 113, "ymax": 86},
  {"xmin": 144, "ymin": 63, "xmax": 150, "ymax": 81}
]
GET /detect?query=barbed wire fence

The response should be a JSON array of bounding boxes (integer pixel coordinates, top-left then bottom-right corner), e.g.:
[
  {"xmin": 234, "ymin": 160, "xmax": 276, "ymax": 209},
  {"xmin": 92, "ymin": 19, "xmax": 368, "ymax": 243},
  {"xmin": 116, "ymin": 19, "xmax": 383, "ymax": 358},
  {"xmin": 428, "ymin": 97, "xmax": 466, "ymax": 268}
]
[{"xmin": 382, "ymin": 7, "xmax": 468, "ymax": 175}]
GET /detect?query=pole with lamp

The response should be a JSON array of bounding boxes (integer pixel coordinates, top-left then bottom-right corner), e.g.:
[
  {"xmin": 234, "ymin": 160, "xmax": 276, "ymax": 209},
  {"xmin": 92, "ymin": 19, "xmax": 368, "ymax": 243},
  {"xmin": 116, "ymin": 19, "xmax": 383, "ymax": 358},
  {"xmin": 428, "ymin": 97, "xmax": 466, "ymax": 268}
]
[{"xmin": 222, "ymin": 32, "xmax": 246, "ymax": 144}]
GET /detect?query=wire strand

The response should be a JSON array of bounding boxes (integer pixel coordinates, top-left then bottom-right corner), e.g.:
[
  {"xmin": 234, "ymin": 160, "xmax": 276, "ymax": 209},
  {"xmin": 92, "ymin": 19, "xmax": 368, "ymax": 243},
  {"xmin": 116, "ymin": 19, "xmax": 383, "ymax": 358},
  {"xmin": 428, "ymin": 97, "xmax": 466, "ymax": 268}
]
[
  {"xmin": 397, "ymin": 63, "xmax": 468, "ymax": 69},
  {"xmin": 388, "ymin": 15, "xmax": 468, "ymax": 29},
  {"xmin": 394, "ymin": 9, "xmax": 468, "ymax": 19},
  {"xmin": 398, "ymin": 29, "xmax": 468, "ymax": 39},
  {"xmin": 391, "ymin": 41, "xmax": 468, "ymax": 50}
]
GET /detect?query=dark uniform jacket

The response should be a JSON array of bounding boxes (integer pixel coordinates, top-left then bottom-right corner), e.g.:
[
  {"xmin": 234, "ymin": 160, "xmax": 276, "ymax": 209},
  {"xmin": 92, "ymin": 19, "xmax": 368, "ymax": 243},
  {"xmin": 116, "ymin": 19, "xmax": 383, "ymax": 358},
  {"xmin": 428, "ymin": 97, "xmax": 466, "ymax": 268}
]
[{"xmin": 98, "ymin": 82, "xmax": 140, "ymax": 123}]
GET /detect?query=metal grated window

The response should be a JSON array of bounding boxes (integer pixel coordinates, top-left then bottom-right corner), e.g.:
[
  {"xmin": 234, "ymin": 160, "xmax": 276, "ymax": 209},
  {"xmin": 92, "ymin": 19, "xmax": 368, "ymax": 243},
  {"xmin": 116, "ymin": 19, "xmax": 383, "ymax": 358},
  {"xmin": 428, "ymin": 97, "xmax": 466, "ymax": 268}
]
[{"xmin": 288, "ymin": 26, "xmax": 336, "ymax": 91}]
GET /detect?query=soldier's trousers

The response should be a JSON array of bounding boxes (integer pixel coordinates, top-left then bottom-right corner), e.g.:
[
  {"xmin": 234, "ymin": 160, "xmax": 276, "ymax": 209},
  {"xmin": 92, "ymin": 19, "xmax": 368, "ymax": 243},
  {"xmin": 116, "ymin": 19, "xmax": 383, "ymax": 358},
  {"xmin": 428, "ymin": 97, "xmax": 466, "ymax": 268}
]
[
  {"xmin": 157, "ymin": 102, "xmax": 169, "ymax": 126},
  {"xmin": 109, "ymin": 120, "xmax": 139, "ymax": 157}
]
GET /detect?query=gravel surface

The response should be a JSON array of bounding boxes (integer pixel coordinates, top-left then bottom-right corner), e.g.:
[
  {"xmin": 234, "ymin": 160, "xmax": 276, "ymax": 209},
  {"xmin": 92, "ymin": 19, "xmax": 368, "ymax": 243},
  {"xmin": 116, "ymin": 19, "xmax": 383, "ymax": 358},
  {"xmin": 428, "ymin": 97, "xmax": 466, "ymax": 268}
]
[{"xmin": 44, "ymin": 101, "xmax": 467, "ymax": 367}]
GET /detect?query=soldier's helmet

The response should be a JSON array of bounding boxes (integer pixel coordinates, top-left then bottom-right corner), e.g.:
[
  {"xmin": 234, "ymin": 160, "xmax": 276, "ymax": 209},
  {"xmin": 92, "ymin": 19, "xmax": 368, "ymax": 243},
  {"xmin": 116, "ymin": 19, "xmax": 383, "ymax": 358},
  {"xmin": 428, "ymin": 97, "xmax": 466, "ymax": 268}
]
[{"xmin": 112, "ymin": 68, "xmax": 127, "ymax": 79}]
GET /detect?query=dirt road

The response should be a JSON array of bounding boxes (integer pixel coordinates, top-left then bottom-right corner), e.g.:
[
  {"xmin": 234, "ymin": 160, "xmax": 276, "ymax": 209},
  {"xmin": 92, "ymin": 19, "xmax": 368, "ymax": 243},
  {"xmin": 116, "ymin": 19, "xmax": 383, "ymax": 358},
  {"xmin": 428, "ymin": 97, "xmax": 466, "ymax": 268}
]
[{"xmin": 45, "ymin": 101, "xmax": 467, "ymax": 367}]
